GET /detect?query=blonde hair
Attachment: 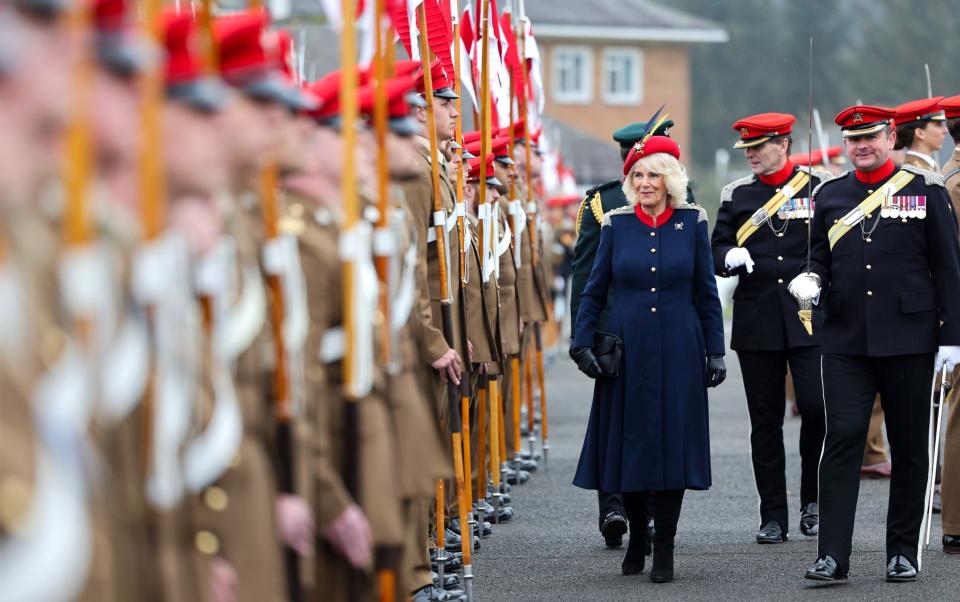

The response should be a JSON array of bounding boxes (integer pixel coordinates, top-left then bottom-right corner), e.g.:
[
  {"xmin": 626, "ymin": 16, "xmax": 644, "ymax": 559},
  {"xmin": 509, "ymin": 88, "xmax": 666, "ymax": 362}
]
[{"xmin": 622, "ymin": 152, "xmax": 689, "ymax": 208}]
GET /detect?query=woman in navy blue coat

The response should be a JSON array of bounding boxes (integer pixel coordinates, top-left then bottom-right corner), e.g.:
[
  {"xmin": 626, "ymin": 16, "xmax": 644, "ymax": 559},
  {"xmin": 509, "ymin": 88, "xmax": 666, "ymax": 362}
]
[{"xmin": 570, "ymin": 135, "xmax": 726, "ymax": 583}]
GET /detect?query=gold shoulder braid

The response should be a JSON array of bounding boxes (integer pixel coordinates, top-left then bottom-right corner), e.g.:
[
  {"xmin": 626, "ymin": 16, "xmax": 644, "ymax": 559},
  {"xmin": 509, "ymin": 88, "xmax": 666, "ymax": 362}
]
[
  {"xmin": 574, "ymin": 197, "xmax": 588, "ymax": 236},
  {"xmin": 590, "ymin": 192, "xmax": 605, "ymax": 224}
]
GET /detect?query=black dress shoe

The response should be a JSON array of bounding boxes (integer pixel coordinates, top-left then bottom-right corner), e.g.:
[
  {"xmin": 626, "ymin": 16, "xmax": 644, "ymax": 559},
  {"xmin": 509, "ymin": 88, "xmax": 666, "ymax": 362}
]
[
  {"xmin": 432, "ymin": 555, "xmax": 462, "ymax": 572},
  {"xmin": 756, "ymin": 520, "xmax": 787, "ymax": 544},
  {"xmin": 431, "ymin": 548, "xmax": 461, "ymax": 563},
  {"xmin": 800, "ymin": 503, "xmax": 819, "ymax": 537},
  {"xmin": 412, "ymin": 584, "xmax": 464, "ymax": 602},
  {"xmin": 432, "ymin": 571, "xmax": 460, "ymax": 589},
  {"xmin": 886, "ymin": 555, "xmax": 917, "ymax": 582},
  {"xmin": 601, "ymin": 511, "xmax": 627, "ymax": 548},
  {"xmin": 943, "ymin": 534, "xmax": 960, "ymax": 554},
  {"xmin": 805, "ymin": 554, "xmax": 847, "ymax": 582}
]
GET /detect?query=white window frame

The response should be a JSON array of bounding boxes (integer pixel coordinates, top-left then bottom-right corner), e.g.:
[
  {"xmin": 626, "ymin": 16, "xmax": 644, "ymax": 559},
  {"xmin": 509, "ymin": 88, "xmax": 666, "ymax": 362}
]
[
  {"xmin": 552, "ymin": 45, "xmax": 593, "ymax": 105},
  {"xmin": 602, "ymin": 47, "xmax": 643, "ymax": 106}
]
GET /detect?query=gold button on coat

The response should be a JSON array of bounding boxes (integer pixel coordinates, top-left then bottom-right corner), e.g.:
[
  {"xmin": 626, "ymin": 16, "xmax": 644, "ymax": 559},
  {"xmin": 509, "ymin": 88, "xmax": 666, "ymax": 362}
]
[
  {"xmin": 196, "ymin": 531, "xmax": 220, "ymax": 555},
  {"xmin": 204, "ymin": 486, "xmax": 229, "ymax": 512}
]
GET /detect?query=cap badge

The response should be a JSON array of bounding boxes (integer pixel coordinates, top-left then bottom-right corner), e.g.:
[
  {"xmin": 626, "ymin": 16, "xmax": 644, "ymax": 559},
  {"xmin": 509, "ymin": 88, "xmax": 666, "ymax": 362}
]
[
  {"xmin": 853, "ymin": 112, "xmax": 864, "ymax": 123},
  {"xmin": 740, "ymin": 127, "xmax": 749, "ymax": 136}
]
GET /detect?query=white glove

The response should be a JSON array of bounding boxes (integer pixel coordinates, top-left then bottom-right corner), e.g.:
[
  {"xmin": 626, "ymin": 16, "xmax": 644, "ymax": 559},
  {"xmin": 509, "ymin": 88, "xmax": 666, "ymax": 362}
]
[
  {"xmin": 788, "ymin": 272, "xmax": 821, "ymax": 305},
  {"xmin": 724, "ymin": 247, "xmax": 755, "ymax": 274},
  {"xmin": 935, "ymin": 346, "xmax": 960, "ymax": 373}
]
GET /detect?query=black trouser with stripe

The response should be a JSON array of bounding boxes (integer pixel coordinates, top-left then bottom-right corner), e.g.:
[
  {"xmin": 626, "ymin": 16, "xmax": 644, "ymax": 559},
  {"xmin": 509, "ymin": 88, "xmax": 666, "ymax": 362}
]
[
  {"xmin": 598, "ymin": 491, "xmax": 625, "ymax": 529},
  {"xmin": 818, "ymin": 353, "xmax": 934, "ymax": 573},
  {"xmin": 737, "ymin": 346, "xmax": 825, "ymax": 531}
]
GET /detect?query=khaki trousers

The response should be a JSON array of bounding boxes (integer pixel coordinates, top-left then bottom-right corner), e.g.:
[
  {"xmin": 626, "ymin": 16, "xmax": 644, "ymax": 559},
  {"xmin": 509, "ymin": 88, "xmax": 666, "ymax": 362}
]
[
  {"xmin": 862, "ymin": 396, "xmax": 889, "ymax": 466},
  {"xmin": 941, "ymin": 385, "xmax": 960, "ymax": 534}
]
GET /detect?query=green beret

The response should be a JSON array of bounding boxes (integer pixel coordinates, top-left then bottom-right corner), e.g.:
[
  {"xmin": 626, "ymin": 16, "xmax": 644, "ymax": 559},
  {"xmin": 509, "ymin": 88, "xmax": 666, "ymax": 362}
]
[{"xmin": 612, "ymin": 119, "xmax": 675, "ymax": 146}]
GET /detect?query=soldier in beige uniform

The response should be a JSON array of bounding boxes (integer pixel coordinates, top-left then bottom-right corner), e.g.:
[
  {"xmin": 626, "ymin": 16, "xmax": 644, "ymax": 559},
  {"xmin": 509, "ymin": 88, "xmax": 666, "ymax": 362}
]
[
  {"xmin": 490, "ymin": 151, "xmax": 527, "ymax": 481},
  {"xmin": 176, "ymin": 11, "xmax": 316, "ymax": 602},
  {"xmin": 369, "ymin": 76, "xmax": 454, "ymax": 598},
  {"xmin": 937, "ymin": 94, "xmax": 960, "ymax": 553},
  {"xmin": 895, "ymin": 96, "xmax": 948, "ymax": 173},
  {"xmin": 286, "ymin": 75, "xmax": 406, "ymax": 600},
  {"xmin": 397, "ymin": 60, "xmax": 471, "ymax": 601},
  {"xmin": 0, "ymin": 5, "xmax": 95, "ymax": 599}
]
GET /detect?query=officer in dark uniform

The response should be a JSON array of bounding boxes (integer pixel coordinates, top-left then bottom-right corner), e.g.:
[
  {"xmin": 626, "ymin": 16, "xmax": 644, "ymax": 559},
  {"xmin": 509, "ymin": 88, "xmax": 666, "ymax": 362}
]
[
  {"xmin": 792, "ymin": 105, "xmax": 960, "ymax": 583},
  {"xmin": 569, "ymin": 116, "xmax": 677, "ymax": 548},
  {"xmin": 711, "ymin": 113, "xmax": 828, "ymax": 544}
]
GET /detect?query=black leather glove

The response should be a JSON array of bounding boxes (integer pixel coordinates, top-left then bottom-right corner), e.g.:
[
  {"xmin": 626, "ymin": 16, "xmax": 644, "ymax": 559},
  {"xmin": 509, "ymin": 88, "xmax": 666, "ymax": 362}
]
[
  {"xmin": 570, "ymin": 346, "xmax": 603, "ymax": 379},
  {"xmin": 706, "ymin": 354, "xmax": 726, "ymax": 388}
]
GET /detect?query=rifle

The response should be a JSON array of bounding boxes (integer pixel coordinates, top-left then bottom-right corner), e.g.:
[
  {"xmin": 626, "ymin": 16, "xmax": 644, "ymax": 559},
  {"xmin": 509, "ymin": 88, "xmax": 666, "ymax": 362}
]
[
  {"xmin": 476, "ymin": 0, "xmax": 503, "ymax": 523},
  {"xmin": 372, "ymin": 5, "xmax": 401, "ymax": 599},
  {"xmin": 452, "ymin": 5, "xmax": 476, "ymax": 597}
]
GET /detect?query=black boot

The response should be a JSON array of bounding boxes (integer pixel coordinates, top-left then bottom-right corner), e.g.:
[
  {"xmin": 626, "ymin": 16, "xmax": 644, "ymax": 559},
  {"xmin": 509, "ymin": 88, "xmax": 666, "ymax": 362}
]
[
  {"xmin": 649, "ymin": 536, "xmax": 674, "ymax": 583},
  {"xmin": 621, "ymin": 529, "xmax": 647, "ymax": 575}
]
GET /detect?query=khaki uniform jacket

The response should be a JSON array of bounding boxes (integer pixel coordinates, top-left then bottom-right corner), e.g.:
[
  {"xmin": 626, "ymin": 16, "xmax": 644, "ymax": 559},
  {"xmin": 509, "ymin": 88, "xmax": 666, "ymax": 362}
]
[
  {"xmin": 400, "ymin": 141, "xmax": 466, "ymax": 365},
  {"xmin": 4, "ymin": 210, "xmax": 171, "ymax": 602},
  {"xmin": 943, "ymin": 149, "xmax": 960, "ymax": 218},
  {"xmin": 496, "ymin": 198, "xmax": 522, "ymax": 356},
  {"xmin": 464, "ymin": 213, "xmax": 499, "ymax": 367},
  {"xmin": 192, "ymin": 198, "xmax": 287, "ymax": 602},
  {"xmin": 514, "ymin": 183, "xmax": 549, "ymax": 323},
  {"xmin": 388, "ymin": 193, "xmax": 451, "ymax": 498},
  {"xmin": 292, "ymin": 198, "xmax": 404, "ymax": 546},
  {"xmin": 903, "ymin": 151, "xmax": 941, "ymax": 173}
]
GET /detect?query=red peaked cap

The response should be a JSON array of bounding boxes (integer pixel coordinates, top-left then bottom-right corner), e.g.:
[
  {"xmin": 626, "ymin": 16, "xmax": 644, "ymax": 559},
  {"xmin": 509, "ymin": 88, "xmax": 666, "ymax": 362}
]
[
  {"xmin": 463, "ymin": 135, "xmax": 514, "ymax": 163},
  {"xmin": 834, "ymin": 104, "xmax": 896, "ymax": 137},
  {"xmin": 467, "ymin": 153, "xmax": 500, "ymax": 185},
  {"xmin": 415, "ymin": 58, "xmax": 457, "ymax": 99},
  {"xmin": 622, "ymin": 135, "xmax": 680, "ymax": 176},
  {"xmin": 358, "ymin": 59, "xmax": 421, "ymax": 86},
  {"xmin": 894, "ymin": 96, "xmax": 946, "ymax": 125},
  {"xmin": 307, "ymin": 71, "xmax": 354, "ymax": 121},
  {"xmin": 359, "ymin": 75, "xmax": 420, "ymax": 136},
  {"xmin": 731, "ymin": 112, "xmax": 795, "ymax": 149},
  {"xmin": 162, "ymin": 10, "xmax": 225, "ymax": 111},
  {"xmin": 162, "ymin": 11, "xmax": 203, "ymax": 85},
  {"xmin": 499, "ymin": 119, "xmax": 525, "ymax": 141},
  {"xmin": 309, "ymin": 71, "xmax": 412, "ymax": 125},
  {"xmin": 214, "ymin": 10, "xmax": 279, "ymax": 83},
  {"xmin": 940, "ymin": 95, "xmax": 960, "ymax": 119},
  {"xmin": 358, "ymin": 75, "xmax": 416, "ymax": 118}
]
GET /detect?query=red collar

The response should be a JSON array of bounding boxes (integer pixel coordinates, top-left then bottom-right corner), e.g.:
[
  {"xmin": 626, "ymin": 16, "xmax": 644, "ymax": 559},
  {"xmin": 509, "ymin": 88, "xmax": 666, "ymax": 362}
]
[
  {"xmin": 757, "ymin": 160, "xmax": 795, "ymax": 186},
  {"xmin": 854, "ymin": 159, "xmax": 896, "ymax": 184},
  {"xmin": 634, "ymin": 205, "xmax": 674, "ymax": 228}
]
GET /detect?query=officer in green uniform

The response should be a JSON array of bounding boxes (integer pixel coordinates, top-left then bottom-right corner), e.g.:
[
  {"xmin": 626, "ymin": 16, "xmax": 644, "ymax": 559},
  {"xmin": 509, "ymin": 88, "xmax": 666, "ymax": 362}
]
[{"xmin": 568, "ymin": 116, "xmax": 687, "ymax": 549}]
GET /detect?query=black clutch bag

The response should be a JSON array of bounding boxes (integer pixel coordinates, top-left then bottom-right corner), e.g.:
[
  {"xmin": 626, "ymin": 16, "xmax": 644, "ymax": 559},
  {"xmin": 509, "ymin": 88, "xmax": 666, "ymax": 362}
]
[{"xmin": 592, "ymin": 330, "xmax": 623, "ymax": 378}]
